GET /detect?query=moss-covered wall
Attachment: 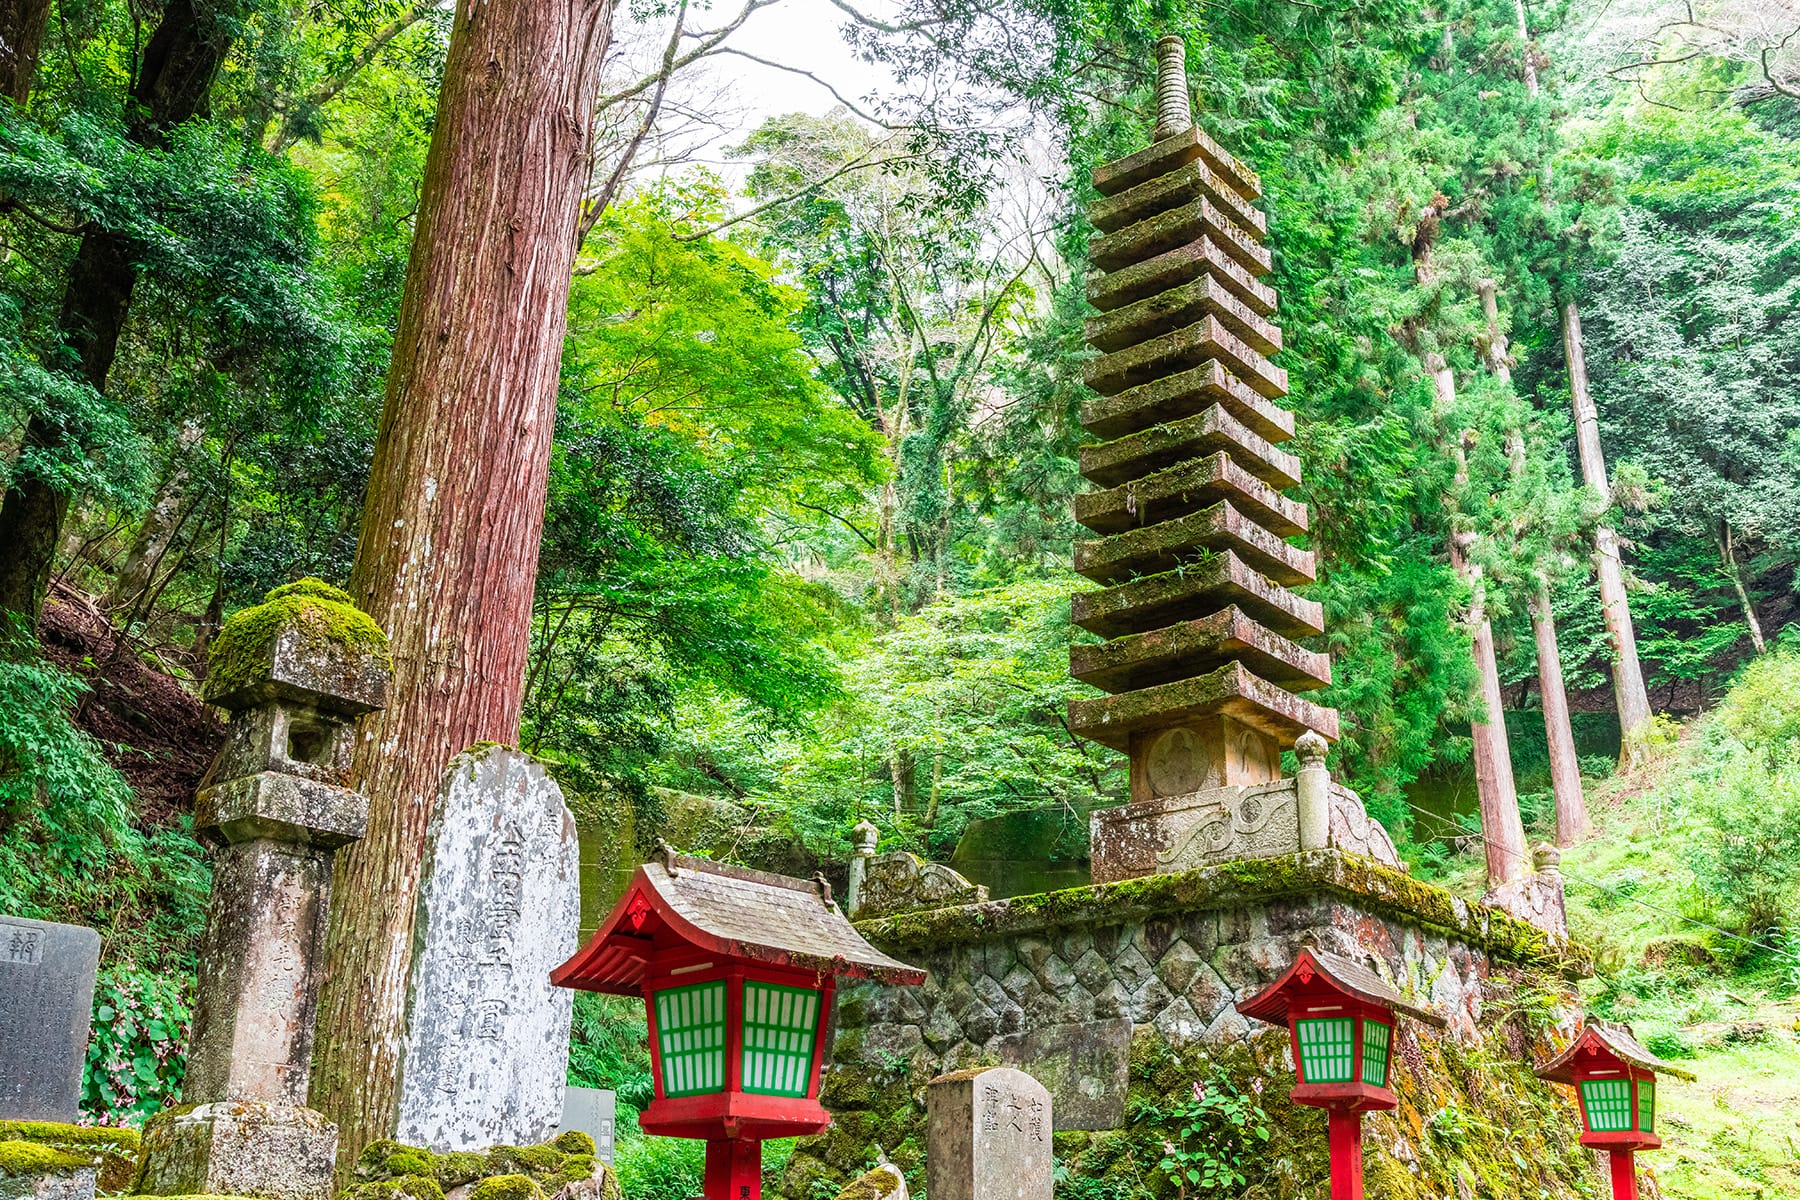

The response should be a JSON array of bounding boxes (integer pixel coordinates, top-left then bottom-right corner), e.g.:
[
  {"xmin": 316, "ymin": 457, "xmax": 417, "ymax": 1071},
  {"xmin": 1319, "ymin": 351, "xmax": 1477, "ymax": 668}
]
[{"xmin": 780, "ymin": 851, "xmax": 1601, "ymax": 1199}]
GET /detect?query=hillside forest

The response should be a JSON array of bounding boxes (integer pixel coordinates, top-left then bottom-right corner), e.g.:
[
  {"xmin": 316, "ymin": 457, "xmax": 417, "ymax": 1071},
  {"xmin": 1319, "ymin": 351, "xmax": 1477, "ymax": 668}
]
[{"xmin": 2, "ymin": 0, "xmax": 1799, "ymax": 1192}]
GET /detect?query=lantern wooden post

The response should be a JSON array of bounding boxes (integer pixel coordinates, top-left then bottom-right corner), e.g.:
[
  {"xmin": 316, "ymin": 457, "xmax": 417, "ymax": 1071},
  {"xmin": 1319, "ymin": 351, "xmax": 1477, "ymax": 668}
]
[
  {"xmin": 1237, "ymin": 950, "xmax": 1445, "ymax": 1200},
  {"xmin": 552, "ymin": 848, "xmax": 924, "ymax": 1200},
  {"xmin": 1534, "ymin": 1020, "xmax": 1694, "ymax": 1200}
]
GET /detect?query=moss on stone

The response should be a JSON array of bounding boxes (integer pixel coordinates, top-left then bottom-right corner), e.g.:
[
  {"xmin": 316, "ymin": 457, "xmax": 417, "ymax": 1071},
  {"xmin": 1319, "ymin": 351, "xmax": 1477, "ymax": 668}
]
[
  {"xmin": 433, "ymin": 1151, "xmax": 489, "ymax": 1185},
  {"xmin": 341, "ymin": 1176, "xmax": 445, "ymax": 1200},
  {"xmin": 468, "ymin": 1174, "xmax": 543, "ymax": 1200},
  {"xmin": 0, "ymin": 1140, "xmax": 88, "ymax": 1175},
  {"xmin": 381, "ymin": 1149, "xmax": 436, "ymax": 1179},
  {"xmin": 0, "ymin": 1122, "xmax": 139, "ymax": 1152},
  {"xmin": 482, "ymin": 1143, "xmax": 562, "ymax": 1176},
  {"xmin": 207, "ymin": 578, "xmax": 390, "ymax": 698},
  {"xmin": 549, "ymin": 1132, "xmax": 593, "ymax": 1157},
  {"xmin": 831, "ymin": 1165, "xmax": 903, "ymax": 1200}
]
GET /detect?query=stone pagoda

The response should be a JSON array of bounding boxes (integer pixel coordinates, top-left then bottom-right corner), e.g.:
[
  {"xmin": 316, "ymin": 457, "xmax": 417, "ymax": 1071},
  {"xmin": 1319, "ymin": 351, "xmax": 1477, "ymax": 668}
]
[{"xmin": 1073, "ymin": 38, "xmax": 1400, "ymax": 882}]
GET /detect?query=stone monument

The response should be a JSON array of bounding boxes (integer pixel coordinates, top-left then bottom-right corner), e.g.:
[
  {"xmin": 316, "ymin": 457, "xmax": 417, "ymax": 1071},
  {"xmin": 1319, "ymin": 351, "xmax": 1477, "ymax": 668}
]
[
  {"xmin": 0, "ymin": 915, "xmax": 100, "ymax": 1123},
  {"xmin": 137, "ymin": 579, "xmax": 390, "ymax": 1200},
  {"xmin": 925, "ymin": 1066, "xmax": 1052, "ymax": 1200},
  {"xmin": 392, "ymin": 745, "xmax": 580, "ymax": 1151},
  {"xmin": 555, "ymin": 1087, "xmax": 615, "ymax": 1165},
  {"xmin": 1072, "ymin": 38, "xmax": 1400, "ymax": 880}
]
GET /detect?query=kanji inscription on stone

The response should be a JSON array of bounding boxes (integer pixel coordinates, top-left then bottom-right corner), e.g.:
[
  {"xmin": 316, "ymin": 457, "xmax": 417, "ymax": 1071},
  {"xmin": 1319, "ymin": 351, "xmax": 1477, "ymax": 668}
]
[
  {"xmin": 0, "ymin": 915, "xmax": 101, "ymax": 1121},
  {"xmin": 927, "ymin": 1066, "xmax": 1053, "ymax": 1200}
]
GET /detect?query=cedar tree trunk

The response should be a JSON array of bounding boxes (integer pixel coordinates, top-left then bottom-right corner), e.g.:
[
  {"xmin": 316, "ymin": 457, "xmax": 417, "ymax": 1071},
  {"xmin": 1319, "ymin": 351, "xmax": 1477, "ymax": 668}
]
[
  {"xmin": 308, "ymin": 0, "xmax": 614, "ymax": 1168},
  {"xmin": 0, "ymin": 0, "xmax": 49, "ymax": 103},
  {"xmin": 0, "ymin": 0, "xmax": 240, "ymax": 623},
  {"xmin": 1560, "ymin": 301, "xmax": 1652, "ymax": 753},
  {"xmin": 1530, "ymin": 577, "xmax": 1588, "ymax": 845}
]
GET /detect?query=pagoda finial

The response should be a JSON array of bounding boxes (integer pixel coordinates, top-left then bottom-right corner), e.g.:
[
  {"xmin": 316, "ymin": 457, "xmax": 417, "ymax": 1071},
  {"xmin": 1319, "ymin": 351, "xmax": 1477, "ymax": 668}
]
[{"xmin": 1154, "ymin": 35, "xmax": 1192, "ymax": 141}]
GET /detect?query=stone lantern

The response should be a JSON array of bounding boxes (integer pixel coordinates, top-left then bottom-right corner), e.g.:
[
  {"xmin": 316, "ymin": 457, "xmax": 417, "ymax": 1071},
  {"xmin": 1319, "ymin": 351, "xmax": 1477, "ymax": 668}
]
[
  {"xmin": 1534, "ymin": 1020, "xmax": 1694, "ymax": 1200},
  {"xmin": 1237, "ymin": 949, "xmax": 1445, "ymax": 1200},
  {"xmin": 552, "ymin": 845, "xmax": 924, "ymax": 1200},
  {"xmin": 137, "ymin": 579, "xmax": 389, "ymax": 1200}
]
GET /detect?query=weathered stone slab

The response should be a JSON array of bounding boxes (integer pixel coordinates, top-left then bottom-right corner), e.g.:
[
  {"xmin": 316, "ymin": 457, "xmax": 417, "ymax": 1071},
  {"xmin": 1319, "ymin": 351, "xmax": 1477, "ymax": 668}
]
[
  {"xmin": 1090, "ymin": 199, "xmax": 1270, "ymax": 277},
  {"xmin": 0, "ymin": 1165, "xmax": 95, "ymax": 1200},
  {"xmin": 1088, "ymin": 236, "xmax": 1277, "ymax": 317},
  {"xmin": 1073, "ymin": 451, "xmax": 1308, "ymax": 538},
  {"xmin": 1089, "ymin": 158, "xmax": 1266, "ymax": 238},
  {"xmin": 1070, "ymin": 606, "xmax": 1330, "ymax": 695},
  {"xmin": 0, "ymin": 916, "xmax": 99, "ymax": 1122},
  {"xmin": 195, "ymin": 771, "xmax": 368, "ymax": 847},
  {"xmin": 1067, "ymin": 660, "xmax": 1339, "ymax": 752},
  {"xmin": 1091, "ymin": 124, "xmax": 1260, "ymax": 201},
  {"xmin": 1084, "ymin": 316, "xmax": 1287, "ymax": 400},
  {"xmin": 925, "ymin": 1066, "xmax": 1052, "ymax": 1200},
  {"xmin": 1071, "ymin": 552, "xmax": 1323, "ymax": 641},
  {"xmin": 394, "ymin": 745, "xmax": 581, "ymax": 1151},
  {"xmin": 1080, "ymin": 403, "xmax": 1300, "ymax": 491},
  {"xmin": 556, "ymin": 1087, "xmax": 616, "ymax": 1164},
  {"xmin": 1086, "ymin": 270, "xmax": 1280, "ymax": 356},
  {"xmin": 996, "ymin": 1019, "xmax": 1132, "ymax": 1130},
  {"xmin": 136, "ymin": 1101, "xmax": 337, "ymax": 1200},
  {"xmin": 1072, "ymin": 500, "xmax": 1315, "ymax": 587},
  {"xmin": 1082, "ymin": 359, "xmax": 1291, "ymax": 444},
  {"xmin": 857, "ymin": 853, "xmax": 988, "ymax": 920}
]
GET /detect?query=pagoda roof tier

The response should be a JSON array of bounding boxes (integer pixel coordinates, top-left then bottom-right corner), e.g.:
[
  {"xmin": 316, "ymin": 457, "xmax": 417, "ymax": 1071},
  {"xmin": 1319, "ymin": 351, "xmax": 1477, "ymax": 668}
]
[
  {"xmin": 1070, "ymin": 604, "xmax": 1331, "ymax": 695},
  {"xmin": 1074, "ymin": 451, "xmax": 1308, "ymax": 538},
  {"xmin": 1068, "ymin": 660, "xmax": 1339, "ymax": 751},
  {"xmin": 1087, "ymin": 271, "xmax": 1281, "ymax": 356},
  {"xmin": 1091, "ymin": 198, "xmax": 1270, "ymax": 277},
  {"xmin": 1088, "ymin": 237, "xmax": 1276, "ymax": 316},
  {"xmin": 1074, "ymin": 501, "xmax": 1315, "ymax": 587},
  {"xmin": 1091, "ymin": 124, "xmax": 1261, "ymax": 201},
  {"xmin": 1082, "ymin": 359, "xmax": 1293, "ymax": 444},
  {"xmin": 1080, "ymin": 403, "xmax": 1300, "ymax": 491},
  {"xmin": 1072, "ymin": 552, "xmax": 1323, "ymax": 641},
  {"xmin": 1084, "ymin": 316, "xmax": 1288, "ymax": 400},
  {"xmin": 1090, "ymin": 158, "xmax": 1266, "ymax": 238}
]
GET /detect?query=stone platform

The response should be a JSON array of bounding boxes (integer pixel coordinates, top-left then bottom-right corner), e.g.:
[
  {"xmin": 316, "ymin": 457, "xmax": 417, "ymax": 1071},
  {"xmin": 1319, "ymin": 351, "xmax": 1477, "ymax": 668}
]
[{"xmin": 778, "ymin": 850, "xmax": 1599, "ymax": 1199}]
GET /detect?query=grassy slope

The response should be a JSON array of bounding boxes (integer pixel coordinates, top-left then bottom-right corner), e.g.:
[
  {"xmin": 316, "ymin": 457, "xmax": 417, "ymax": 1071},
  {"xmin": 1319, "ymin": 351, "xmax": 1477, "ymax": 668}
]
[{"xmin": 1431, "ymin": 720, "xmax": 1800, "ymax": 1199}]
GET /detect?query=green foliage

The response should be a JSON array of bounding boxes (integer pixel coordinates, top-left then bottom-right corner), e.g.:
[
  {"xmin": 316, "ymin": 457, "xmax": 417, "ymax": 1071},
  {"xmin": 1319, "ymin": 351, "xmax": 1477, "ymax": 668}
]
[
  {"xmin": 82, "ymin": 966, "xmax": 191, "ymax": 1124},
  {"xmin": 1138, "ymin": 1076, "xmax": 1272, "ymax": 1195},
  {"xmin": 610, "ymin": 1134, "xmax": 703, "ymax": 1200},
  {"xmin": 567, "ymin": 992, "xmax": 653, "ymax": 1112}
]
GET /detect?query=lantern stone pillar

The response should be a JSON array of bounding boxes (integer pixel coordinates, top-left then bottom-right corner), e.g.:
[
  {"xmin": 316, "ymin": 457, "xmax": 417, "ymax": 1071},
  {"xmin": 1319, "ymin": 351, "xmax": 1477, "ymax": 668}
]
[
  {"xmin": 136, "ymin": 580, "xmax": 389, "ymax": 1200},
  {"xmin": 846, "ymin": 820, "xmax": 880, "ymax": 916}
]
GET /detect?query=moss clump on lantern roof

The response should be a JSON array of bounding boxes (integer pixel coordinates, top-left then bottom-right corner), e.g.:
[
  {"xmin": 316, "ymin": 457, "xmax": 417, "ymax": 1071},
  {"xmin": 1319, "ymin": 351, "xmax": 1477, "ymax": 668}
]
[
  {"xmin": 206, "ymin": 578, "xmax": 391, "ymax": 702},
  {"xmin": 854, "ymin": 850, "xmax": 1582, "ymax": 972}
]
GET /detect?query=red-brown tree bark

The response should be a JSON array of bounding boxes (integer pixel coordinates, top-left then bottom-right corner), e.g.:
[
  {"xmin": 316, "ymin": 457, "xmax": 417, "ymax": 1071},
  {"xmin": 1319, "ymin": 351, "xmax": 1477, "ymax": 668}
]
[
  {"xmin": 1531, "ymin": 577, "xmax": 1589, "ymax": 846},
  {"xmin": 307, "ymin": 0, "xmax": 614, "ymax": 1168}
]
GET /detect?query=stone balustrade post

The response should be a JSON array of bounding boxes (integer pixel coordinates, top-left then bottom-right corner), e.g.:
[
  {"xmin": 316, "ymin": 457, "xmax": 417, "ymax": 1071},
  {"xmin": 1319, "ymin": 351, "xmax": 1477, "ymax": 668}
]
[
  {"xmin": 847, "ymin": 820, "xmax": 880, "ymax": 917},
  {"xmin": 1295, "ymin": 730, "xmax": 1331, "ymax": 851}
]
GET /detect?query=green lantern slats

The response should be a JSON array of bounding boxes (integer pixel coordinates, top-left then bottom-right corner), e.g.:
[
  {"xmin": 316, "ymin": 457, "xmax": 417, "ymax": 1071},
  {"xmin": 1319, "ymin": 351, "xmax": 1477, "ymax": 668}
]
[
  {"xmin": 741, "ymin": 981, "xmax": 822, "ymax": 1097},
  {"xmin": 1360, "ymin": 1019, "xmax": 1391, "ymax": 1087},
  {"xmin": 1295, "ymin": 1017, "xmax": 1356, "ymax": 1084},
  {"xmin": 656, "ymin": 980, "xmax": 728, "ymax": 1097},
  {"xmin": 1635, "ymin": 1079, "xmax": 1654, "ymax": 1132},
  {"xmin": 1580, "ymin": 1078, "xmax": 1634, "ymax": 1132}
]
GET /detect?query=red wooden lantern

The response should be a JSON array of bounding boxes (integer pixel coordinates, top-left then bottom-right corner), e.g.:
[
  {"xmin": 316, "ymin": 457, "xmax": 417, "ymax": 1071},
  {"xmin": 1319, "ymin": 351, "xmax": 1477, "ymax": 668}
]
[
  {"xmin": 1534, "ymin": 1020, "xmax": 1694, "ymax": 1200},
  {"xmin": 1236, "ymin": 949, "xmax": 1445, "ymax": 1200},
  {"xmin": 551, "ymin": 846, "xmax": 924, "ymax": 1200}
]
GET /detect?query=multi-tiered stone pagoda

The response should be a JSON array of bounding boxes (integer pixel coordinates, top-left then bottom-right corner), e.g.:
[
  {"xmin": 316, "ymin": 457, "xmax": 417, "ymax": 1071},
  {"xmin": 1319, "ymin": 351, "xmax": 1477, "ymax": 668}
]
[{"xmin": 1073, "ymin": 38, "xmax": 1400, "ymax": 882}]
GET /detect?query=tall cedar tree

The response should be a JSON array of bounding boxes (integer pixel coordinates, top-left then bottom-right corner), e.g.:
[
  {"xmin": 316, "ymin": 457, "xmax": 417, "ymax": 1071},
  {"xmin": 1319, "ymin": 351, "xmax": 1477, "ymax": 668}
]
[
  {"xmin": 0, "ymin": 0, "xmax": 245, "ymax": 621},
  {"xmin": 307, "ymin": 0, "xmax": 614, "ymax": 1166}
]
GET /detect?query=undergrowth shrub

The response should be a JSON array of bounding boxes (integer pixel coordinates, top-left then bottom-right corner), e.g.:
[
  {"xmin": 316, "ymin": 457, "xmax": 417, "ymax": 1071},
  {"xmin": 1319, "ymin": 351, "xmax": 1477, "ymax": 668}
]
[{"xmin": 83, "ymin": 966, "xmax": 191, "ymax": 1123}]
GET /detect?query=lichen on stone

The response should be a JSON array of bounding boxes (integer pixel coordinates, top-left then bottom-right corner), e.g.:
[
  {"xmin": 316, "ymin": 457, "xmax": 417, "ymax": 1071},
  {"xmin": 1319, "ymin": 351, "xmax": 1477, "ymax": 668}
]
[{"xmin": 207, "ymin": 577, "xmax": 391, "ymax": 699}]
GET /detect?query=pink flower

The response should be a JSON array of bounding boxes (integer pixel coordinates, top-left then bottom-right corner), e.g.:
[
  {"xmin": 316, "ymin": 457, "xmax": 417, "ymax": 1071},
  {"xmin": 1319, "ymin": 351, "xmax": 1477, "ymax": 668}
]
[
  {"xmin": 1192, "ymin": 1081, "xmax": 1205, "ymax": 1102},
  {"xmin": 1251, "ymin": 1077, "xmax": 1264, "ymax": 1095}
]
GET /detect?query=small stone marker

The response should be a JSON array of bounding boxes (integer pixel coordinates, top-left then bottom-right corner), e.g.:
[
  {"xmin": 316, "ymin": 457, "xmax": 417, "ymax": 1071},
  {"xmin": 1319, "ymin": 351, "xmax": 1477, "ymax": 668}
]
[
  {"xmin": 0, "ymin": 915, "xmax": 100, "ymax": 1122},
  {"xmin": 556, "ymin": 1086, "xmax": 616, "ymax": 1164},
  {"xmin": 926, "ymin": 1066, "xmax": 1053, "ymax": 1200},
  {"xmin": 393, "ymin": 745, "xmax": 580, "ymax": 1151}
]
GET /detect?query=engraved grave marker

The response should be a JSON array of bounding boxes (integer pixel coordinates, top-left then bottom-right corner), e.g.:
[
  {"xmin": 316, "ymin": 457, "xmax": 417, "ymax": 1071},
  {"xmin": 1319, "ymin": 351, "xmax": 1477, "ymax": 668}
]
[
  {"xmin": 926, "ymin": 1066, "xmax": 1053, "ymax": 1200},
  {"xmin": 0, "ymin": 915, "xmax": 100, "ymax": 1122}
]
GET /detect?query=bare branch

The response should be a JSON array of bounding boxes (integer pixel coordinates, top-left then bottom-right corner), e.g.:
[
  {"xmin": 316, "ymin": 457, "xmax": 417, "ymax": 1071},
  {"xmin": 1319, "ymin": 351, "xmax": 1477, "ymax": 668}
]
[
  {"xmin": 593, "ymin": 0, "xmax": 781, "ymax": 113},
  {"xmin": 580, "ymin": 0, "xmax": 686, "ymax": 242},
  {"xmin": 671, "ymin": 149, "xmax": 919, "ymax": 241},
  {"xmin": 712, "ymin": 48, "xmax": 897, "ymax": 127}
]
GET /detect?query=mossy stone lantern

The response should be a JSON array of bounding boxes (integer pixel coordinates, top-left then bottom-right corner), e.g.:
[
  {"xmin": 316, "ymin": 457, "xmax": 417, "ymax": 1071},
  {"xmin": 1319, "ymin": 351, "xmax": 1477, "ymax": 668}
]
[
  {"xmin": 1237, "ymin": 949, "xmax": 1444, "ymax": 1200},
  {"xmin": 1534, "ymin": 1020, "xmax": 1694, "ymax": 1200},
  {"xmin": 551, "ymin": 846, "xmax": 924, "ymax": 1200}
]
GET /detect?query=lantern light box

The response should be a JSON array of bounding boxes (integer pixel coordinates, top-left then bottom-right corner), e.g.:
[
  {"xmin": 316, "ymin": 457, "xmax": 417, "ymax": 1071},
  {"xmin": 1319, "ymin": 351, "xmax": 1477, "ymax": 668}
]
[
  {"xmin": 1535, "ymin": 1020, "xmax": 1694, "ymax": 1200},
  {"xmin": 551, "ymin": 845, "xmax": 924, "ymax": 1200}
]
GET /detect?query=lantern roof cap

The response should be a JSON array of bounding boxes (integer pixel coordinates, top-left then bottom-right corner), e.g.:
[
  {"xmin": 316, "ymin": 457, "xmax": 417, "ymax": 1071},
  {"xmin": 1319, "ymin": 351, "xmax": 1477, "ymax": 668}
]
[
  {"xmin": 1534, "ymin": 1020, "xmax": 1696, "ymax": 1083},
  {"xmin": 1236, "ymin": 948, "xmax": 1446, "ymax": 1028},
  {"xmin": 552, "ymin": 845, "xmax": 926, "ymax": 993}
]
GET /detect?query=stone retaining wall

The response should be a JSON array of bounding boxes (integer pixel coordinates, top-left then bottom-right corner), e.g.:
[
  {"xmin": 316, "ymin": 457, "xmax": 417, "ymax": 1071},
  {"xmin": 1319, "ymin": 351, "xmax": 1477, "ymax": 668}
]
[{"xmin": 780, "ymin": 850, "xmax": 1598, "ymax": 1200}]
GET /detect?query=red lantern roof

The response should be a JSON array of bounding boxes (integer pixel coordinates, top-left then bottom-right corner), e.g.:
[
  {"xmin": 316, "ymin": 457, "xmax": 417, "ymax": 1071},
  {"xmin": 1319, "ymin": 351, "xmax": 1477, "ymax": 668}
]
[
  {"xmin": 1236, "ymin": 949, "xmax": 1446, "ymax": 1028},
  {"xmin": 552, "ymin": 847, "xmax": 926, "ymax": 994},
  {"xmin": 1534, "ymin": 1022, "xmax": 1697, "ymax": 1085}
]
